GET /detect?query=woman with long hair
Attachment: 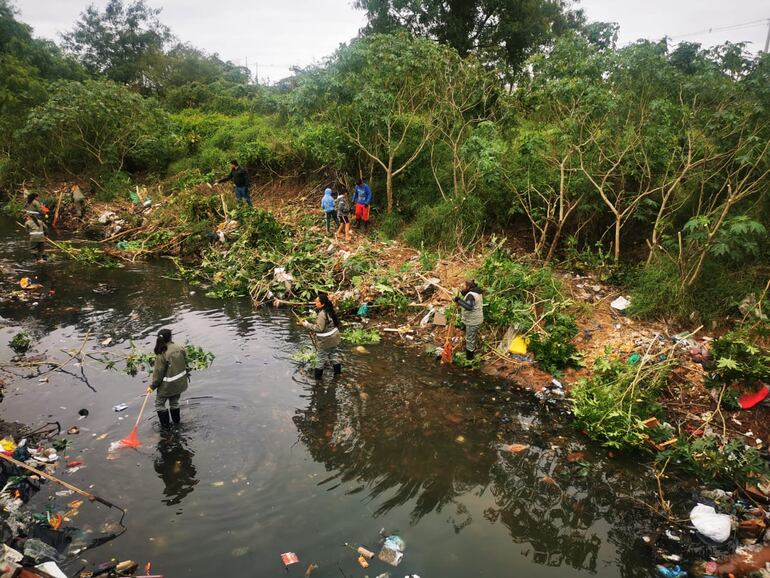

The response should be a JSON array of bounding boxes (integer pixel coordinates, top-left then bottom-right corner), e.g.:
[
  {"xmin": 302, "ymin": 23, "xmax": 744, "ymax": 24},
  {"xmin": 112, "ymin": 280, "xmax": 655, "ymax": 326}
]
[
  {"xmin": 302, "ymin": 292, "xmax": 342, "ymax": 380},
  {"xmin": 146, "ymin": 328, "xmax": 189, "ymax": 429}
]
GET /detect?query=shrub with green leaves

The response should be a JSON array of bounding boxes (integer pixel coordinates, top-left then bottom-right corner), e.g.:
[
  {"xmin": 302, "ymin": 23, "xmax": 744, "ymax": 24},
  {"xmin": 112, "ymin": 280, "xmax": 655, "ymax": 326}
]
[
  {"xmin": 708, "ymin": 328, "xmax": 770, "ymax": 388},
  {"xmin": 475, "ymin": 242, "xmax": 578, "ymax": 372},
  {"xmin": 659, "ymin": 436, "xmax": 770, "ymax": 485},
  {"xmin": 341, "ymin": 328, "xmax": 381, "ymax": 345},
  {"xmin": 570, "ymin": 356, "xmax": 670, "ymax": 450}
]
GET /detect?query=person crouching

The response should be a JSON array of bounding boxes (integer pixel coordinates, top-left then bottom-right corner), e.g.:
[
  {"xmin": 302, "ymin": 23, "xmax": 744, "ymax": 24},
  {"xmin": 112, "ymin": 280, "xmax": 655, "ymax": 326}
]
[{"xmin": 146, "ymin": 329, "xmax": 189, "ymax": 429}]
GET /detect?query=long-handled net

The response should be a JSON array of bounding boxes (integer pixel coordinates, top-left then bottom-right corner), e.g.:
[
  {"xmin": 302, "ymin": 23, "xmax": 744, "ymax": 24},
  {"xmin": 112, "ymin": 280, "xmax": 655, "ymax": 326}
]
[{"xmin": 116, "ymin": 393, "xmax": 151, "ymax": 449}]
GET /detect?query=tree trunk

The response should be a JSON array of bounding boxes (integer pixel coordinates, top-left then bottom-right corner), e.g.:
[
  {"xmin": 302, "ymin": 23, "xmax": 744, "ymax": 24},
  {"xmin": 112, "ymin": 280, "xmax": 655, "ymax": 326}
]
[
  {"xmin": 614, "ymin": 216, "xmax": 622, "ymax": 261},
  {"xmin": 386, "ymin": 158, "xmax": 394, "ymax": 214}
]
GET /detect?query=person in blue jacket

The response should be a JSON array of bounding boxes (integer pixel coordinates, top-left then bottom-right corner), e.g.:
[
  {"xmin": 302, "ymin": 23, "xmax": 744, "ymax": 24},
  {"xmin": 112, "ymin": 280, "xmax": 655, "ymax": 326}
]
[
  {"xmin": 321, "ymin": 187, "xmax": 338, "ymax": 234},
  {"xmin": 353, "ymin": 178, "xmax": 372, "ymax": 230}
]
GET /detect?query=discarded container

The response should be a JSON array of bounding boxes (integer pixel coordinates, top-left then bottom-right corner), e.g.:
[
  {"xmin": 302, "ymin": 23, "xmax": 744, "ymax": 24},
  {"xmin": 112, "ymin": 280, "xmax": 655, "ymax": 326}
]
[
  {"xmin": 501, "ymin": 443, "xmax": 529, "ymax": 453},
  {"xmin": 281, "ymin": 552, "xmax": 299, "ymax": 566},
  {"xmin": 508, "ymin": 335, "xmax": 529, "ymax": 355},
  {"xmin": 690, "ymin": 503, "xmax": 732, "ymax": 543},
  {"xmin": 357, "ymin": 555, "xmax": 369, "ymax": 568},
  {"xmin": 357, "ymin": 546, "xmax": 374, "ymax": 559},
  {"xmin": 113, "ymin": 403, "xmax": 128, "ymax": 412}
]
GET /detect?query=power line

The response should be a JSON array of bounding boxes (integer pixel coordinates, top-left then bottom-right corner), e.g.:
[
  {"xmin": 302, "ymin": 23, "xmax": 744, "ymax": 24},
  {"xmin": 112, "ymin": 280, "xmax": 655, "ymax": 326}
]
[{"xmin": 667, "ymin": 18, "xmax": 768, "ymax": 41}]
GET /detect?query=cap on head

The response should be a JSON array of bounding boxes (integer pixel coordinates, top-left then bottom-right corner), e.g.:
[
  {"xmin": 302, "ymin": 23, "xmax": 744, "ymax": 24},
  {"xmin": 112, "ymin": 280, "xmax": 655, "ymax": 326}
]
[{"xmin": 157, "ymin": 328, "xmax": 172, "ymax": 342}]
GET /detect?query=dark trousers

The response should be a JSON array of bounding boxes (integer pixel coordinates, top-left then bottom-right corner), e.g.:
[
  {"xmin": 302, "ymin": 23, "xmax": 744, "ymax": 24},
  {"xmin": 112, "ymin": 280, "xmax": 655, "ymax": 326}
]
[
  {"xmin": 235, "ymin": 186, "xmax": 252, "ymax": 206},
  {"xmin": 325, "ymin": 211, "xmax": 339, "ymax": 232}
]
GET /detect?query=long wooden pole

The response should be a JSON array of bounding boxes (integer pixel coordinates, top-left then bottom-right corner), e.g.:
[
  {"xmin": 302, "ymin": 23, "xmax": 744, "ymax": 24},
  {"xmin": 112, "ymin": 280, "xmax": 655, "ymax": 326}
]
[{"xmin": 0, "ymin": 452, "xmax": 120, "ymax": 510}]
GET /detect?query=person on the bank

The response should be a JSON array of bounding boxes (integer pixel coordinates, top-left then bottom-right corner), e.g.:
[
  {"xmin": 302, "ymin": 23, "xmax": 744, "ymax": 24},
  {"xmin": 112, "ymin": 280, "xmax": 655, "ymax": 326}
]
[
  {"xmin": 24, "ymin": 210, "xmax": 47, "ymax": 261},
  {"xmin": 453, "ymin": 279, "xmax": 484, "ymax": 360},
  {"xmin": 71, "ymin": 184, "xmax": 86, "ymax": 218},
  {"xmin": 335, "ymin": 189, "xmax": 351, "ymax": 241},
  {"xmin": 321, "ymin": 187, "xmax": 338, "ymax": 234},
  {"xmin": 302, "ymin": 292, "xmax": 342, "ymax": 380},
  {"xmin": 146, "ymin": 328, "xmax": 189, "ymax": 429},
  {"xmin": 216, "ymin": 159, "xmax": 252, "ymax": 206},
  {"xmin": 353, "ymin": 178, "xmax": 372, "ymax": 230}
]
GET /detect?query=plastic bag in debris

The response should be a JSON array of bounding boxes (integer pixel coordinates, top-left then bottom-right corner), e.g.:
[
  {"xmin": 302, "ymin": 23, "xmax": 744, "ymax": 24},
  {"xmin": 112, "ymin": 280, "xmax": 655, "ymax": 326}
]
[
  {"xmin": 378, "ymin": 535, "xmax": 405, "ymax": 567},
  {"xmin": 23, "ymin": 538, "xmax": 60, "ymax": 563},
  {"xmin": 690, "ymin": 503, "xmax": 732, "ymax": 543},
  {"xmin": 610, "ymin": 296, "xmax": 630, "ymax": 312},
  {"xmin": 35, "ymin": 562, "xmax": 68, "ymax": 578}
]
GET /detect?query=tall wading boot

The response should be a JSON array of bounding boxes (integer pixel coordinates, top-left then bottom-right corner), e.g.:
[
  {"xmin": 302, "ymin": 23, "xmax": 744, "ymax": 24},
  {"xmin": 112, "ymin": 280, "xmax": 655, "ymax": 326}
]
[
  {"xmin": 170, "ymin": 408, "xmax": 181, "ymax": 425},
  {"xmin": 157, "ymin": 410, "xmax": 171, "ymax": 429},
  {"xmin": 333, "ymin": 364, "xmax": 342, "ymax": 375},
  {"xmin": 314, "ymin": 368, "xmax": 324, "ymax": 381}
]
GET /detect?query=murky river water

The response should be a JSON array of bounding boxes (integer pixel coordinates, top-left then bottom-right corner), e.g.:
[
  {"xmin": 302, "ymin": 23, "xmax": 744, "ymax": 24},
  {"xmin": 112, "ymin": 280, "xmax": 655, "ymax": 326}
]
[{"xmin": 0, "ymin": 217, "xmax": 664, "ymax": 577}]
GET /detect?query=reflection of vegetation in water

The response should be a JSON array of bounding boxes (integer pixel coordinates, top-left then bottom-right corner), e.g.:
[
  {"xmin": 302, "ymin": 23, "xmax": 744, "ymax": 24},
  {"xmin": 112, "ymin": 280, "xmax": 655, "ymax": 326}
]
[
  {"xmin": 292, "ymin": 371, "xmax": 658, "ymax": 573},
  {"xmin": 291, "ymin": 345, "xmax": 318, "ymax": 365}
]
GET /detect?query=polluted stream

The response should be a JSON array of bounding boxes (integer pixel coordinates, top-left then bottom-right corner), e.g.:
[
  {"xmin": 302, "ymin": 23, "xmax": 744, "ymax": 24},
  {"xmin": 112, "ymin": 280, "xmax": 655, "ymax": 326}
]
[{"xmin": 1, "ymin": 217, "xmax": 689, "ymax": 577}]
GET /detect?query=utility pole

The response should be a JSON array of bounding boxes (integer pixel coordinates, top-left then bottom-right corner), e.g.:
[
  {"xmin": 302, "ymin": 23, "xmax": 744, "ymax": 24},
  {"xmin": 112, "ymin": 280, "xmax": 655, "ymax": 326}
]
[{"xmin": 764, "ymin": 18, "xmax": 770, "ymax": 53}]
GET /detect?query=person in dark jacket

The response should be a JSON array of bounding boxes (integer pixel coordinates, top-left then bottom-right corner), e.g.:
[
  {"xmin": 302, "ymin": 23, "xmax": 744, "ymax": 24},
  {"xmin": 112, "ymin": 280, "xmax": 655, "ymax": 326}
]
[
  {"xmin": 302, "ymin": 292, "xmax": 342, "ymax": 380},
  {"xmin": 453, "ymin": 280, "xmax": 484, "ymax": 360},
  {"xmin": 216, "ymin": 160, "xmax": 252, "ymax": 206},
  {"xmin": 146, "ymin": 329, "xmax": 189, "ymax": 429}
]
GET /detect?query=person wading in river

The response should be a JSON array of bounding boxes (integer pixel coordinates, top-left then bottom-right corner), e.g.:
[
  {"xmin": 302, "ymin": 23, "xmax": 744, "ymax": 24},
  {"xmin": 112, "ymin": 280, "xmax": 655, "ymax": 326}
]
[
  {"xmin": 25, "ymin": 192, "xmax": 48, "ymax": 221},
  {"xmin": 215, "ymin": 159, "xmax": 252, "ymax": 206},
  {"xmin": 302, "ymin": 292, "xmax": 342, "ymax": 380},
  {"xmin": 146, "ymin": 329, "xmax": 189, "ymax": 429},
  {"xmin": 24, "ymin": 210, "xmax": 47, "ymax": 261},
  {"xmin": 453, "ymin": 280, "xmax": 484, "ymax": 361},
  {"xmin": 71, "ymin": 184, "xmax": 86, "ymax": 218}
]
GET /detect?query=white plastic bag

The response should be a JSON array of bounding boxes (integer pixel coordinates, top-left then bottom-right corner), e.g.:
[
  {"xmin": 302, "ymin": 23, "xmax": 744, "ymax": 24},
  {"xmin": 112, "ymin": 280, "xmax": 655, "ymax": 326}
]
[{"xmin": 689, "ymin": 503, "xmax": 732, "ymax": 543}]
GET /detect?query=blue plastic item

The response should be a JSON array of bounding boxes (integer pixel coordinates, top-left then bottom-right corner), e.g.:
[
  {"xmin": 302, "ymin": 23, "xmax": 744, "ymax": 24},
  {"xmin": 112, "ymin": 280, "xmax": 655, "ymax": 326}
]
[
  {"xmin": 357, "ymin": 303, "xmax": 369, "ymax": 317},
  {"xmin": 656, "ymin": 565, "xmax": 686, "ymax": 578}
]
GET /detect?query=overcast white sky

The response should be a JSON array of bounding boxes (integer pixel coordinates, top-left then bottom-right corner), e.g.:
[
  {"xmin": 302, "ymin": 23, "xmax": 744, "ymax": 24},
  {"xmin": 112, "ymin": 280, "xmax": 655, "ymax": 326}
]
[{"xmin": 12, "ymin": 0, "xmax": 770, "ymax": 83}]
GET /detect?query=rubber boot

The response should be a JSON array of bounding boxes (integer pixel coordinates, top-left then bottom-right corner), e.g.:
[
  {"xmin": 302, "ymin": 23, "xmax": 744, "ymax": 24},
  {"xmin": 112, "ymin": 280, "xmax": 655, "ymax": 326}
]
[
  {"xmin": 466, "ymin": 349, "xmax": 475, "ymax": 361},
  {"xmin": 333, "ymin": 363, "xmax": 342, "ymax": 375},
  {"xmin": 314, "ymin": 368, "xmax": 324, "ymax": 381},
  {"xmin": 170, "ymin": 408, "xmax": 181, "ymax": 425},
  {"xmin": 157, "ymin": 410, "xmax": 171, "ymax": 429}
]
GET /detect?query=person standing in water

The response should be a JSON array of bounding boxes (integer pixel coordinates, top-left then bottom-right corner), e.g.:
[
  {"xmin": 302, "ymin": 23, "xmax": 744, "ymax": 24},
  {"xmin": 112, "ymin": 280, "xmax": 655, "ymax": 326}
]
[
  {"xmin": 71, "ymin": 184, "xmax": 86, "ymax": 218},
  {"xmin": 302, "ymin": 292, "xmax": 342, "ymax": 380},
  {"xmin": 24, "ymin": 209, "xmax": 47, "ymax": 261},
  {"xmin": 146, "ymin": 329, "xmax": 189, "ymax": 429},
  {"xmin": 453, "ymin": 279, "xmax": 484, "ymax": 360}
]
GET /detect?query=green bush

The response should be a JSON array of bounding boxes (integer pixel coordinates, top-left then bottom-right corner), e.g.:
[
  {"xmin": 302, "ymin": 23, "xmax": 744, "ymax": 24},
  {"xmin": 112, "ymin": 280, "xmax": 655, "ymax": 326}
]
[
  {"xmin": 94, "ymin": 171, "xmax": 133, "ymax": 202},
  {"xmin": 629, "ymin": 256, "xmax": 765, "ymax": 323},
  {"xmin": 659, "ymin": 436, "xmax": 770, "ymax": 485},
  {"xmin": 708, "ymin": 327, "xmax": 770, "ymax": 388},
  {"xmin": 571, "ymin": 356, "xmax": 670, "ymax": 450},
  {"xmin": 402, "ymin": 196, "xmax": 485, "ymax": 249}
]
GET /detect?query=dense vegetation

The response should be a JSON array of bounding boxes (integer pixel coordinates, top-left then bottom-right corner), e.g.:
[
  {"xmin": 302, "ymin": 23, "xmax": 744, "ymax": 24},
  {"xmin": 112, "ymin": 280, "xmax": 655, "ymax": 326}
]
[{"xmin": 1, "ymin": 0, "xmax": 768, "ymax": 327}]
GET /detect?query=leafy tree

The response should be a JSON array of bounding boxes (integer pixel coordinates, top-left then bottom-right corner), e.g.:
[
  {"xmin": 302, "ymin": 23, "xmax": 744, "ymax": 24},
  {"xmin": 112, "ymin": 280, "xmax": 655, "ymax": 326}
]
[
  {"xmin": 354, "ymin": 0, "xmax": 584, "ymax": 77},
  {"xmin": 14, "ymin": 79, "xmax": 175, "ymax": 177},
  {"xmin": 0, "ymin": 0, "xmax": 84, "ymax": 143},
  {"xmin": 62, "ymin": 0, "xmax": 172, "ymax": 87},
  {"xmin": 294, "ymin": 33, "xmax": 450, "ymax": 213}
]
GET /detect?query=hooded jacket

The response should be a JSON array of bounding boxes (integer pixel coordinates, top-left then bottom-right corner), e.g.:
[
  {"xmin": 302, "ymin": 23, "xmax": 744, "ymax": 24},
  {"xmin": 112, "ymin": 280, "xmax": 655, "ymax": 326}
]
[{"xmin": 321, "ymin": 188, "xmax": 336, "ymax": 212}]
